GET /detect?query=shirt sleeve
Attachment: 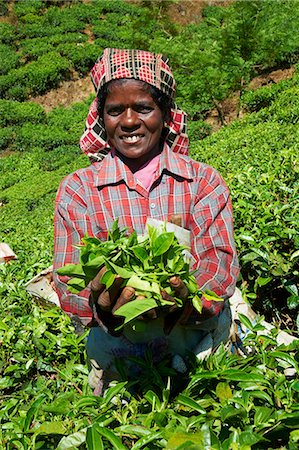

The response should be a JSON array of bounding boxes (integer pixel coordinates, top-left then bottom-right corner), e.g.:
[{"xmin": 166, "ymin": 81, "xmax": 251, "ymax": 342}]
[
  {"xmin": 190, "ymin": 165, "xmax": 240, "ymax": 317},
  {"xmin": 53, "ymin": 173, "xmax": 94, "ymax": 326}
]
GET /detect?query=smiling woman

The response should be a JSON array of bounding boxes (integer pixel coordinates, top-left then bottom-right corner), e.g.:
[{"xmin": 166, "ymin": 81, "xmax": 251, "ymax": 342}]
[
  {"xmin": 103, "ymin": 79, "xmax": 164, "ymax": 171},
  {"xmin": 53, "ymin": 48, "xmax": 240, "ymax": 394}
]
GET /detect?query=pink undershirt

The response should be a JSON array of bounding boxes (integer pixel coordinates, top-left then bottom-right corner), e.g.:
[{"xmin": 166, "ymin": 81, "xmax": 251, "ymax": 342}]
[{"xmin": 134, "ymin": 154, "xmax": 160, "ymax": 190}]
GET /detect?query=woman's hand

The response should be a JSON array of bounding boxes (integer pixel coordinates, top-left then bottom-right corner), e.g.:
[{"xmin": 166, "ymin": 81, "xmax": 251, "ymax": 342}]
[
  {"xmin": 90, "ymin": 267, "xmax": 135, "ymax": 334},
  {"xmin": 90, "ymin": 269, "xmax": 191, "ymax": 334},
  {"xmin": 90, "ymin": 267, "xmax": 135, "ymax": 313},
  {"xmin": 162, "ymin": 276, "xmax": 190, "ymax": 335}
]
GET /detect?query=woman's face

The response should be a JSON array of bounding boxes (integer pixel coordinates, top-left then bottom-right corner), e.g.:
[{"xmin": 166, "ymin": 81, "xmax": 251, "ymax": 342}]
[{"xmin": 103, "ymin": 79, "xmax": 164, "ymax": 171}]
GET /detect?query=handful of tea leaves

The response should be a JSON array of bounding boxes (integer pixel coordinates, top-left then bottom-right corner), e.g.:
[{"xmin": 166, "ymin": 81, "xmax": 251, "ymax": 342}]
[{"xmin": 57, "ymin": 221, "xmax": 222, "ymax": 326}]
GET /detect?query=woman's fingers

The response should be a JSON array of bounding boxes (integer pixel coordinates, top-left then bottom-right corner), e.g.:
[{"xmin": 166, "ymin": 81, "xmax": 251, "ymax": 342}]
[
  {"xmin": 90, "ymin": 268, "xmax": 124, "ymax": 312},
  {"xmin": 112, "ymin": 286, "xmax": 135, "ymax": 313},
  {"xmin": 169, "ymin": 276, "xmax": 189, "ymax": 300},
  {"xmin": 90, "ymin": 267, "xmax": 106, "ymax": 293}
]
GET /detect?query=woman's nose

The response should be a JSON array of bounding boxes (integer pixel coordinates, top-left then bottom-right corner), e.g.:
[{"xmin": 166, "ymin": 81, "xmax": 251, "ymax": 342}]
[{"xmin": 120, "ymin": 108, "xmax": 140, "ymax": 131}]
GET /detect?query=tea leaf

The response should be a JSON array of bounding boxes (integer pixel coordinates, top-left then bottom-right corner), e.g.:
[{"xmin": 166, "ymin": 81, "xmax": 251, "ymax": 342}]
[
  {"xmin": 114, "ymin": 297, "xmax": 172, "ymax": 325},
  {"xmin": 152, "ymin": 232, "xmax": 174, "ymax": 256}
]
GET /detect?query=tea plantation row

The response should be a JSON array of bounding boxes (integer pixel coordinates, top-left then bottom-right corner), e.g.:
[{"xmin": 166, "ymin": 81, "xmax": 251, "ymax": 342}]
[{"xmin": 1, "ymin": 0, "xmax": 299, "ymax": 119}]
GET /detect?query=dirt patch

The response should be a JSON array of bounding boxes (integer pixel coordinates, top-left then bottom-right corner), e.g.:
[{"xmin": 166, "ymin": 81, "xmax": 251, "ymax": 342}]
[
  {"xmin": 166, "ymin": 0, "xmax": 231, "ymax": 26},
  {"xmin": 30, "ymin": 76, "xmax": 94, "ymax": 112},
  {"xmin": 248, "ymin": 67, "xmax": 295, "ymax": 90},
  {"xmin": 204, "ymin": 66, "xmax": 296, "ymax": 130}
]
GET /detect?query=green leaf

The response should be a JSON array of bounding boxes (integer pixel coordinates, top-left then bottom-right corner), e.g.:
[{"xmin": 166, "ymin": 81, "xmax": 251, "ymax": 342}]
[
  {"xmin": 256, "ymin": 276, "xmax": 272, "ymax": 287},
  {"xmin": 287, "ymin": 294, "xmax": 299, "ymax": 310},
  {"xmin": 215, "ymin": 382, "xmax": 233, "ymax": 403},
  {"xmin": 94, "ymin": 425, "xmax": 127, "ymax": 450},
  {"xmin": 116, "ymin": 425, "xmax": 152, "ymax": 438},
  {"xmin": 176, "ymin": 394, "xmax": 206, "ymax": 414},
  {"xmin": 131, "ymin": 431, "xmax": 163, "ymax": 449},
  {"xmin": 57, "ymin": 264, "xmax": 85, "ymax": 278},
  {"xmin": 57, "ymin": 429, "xmax": 87, "ymax": 449},
  {"xmin": 67, "ymin": 277, "xmax": 86, "ymax": 293},
  {"xmin": 86, "ymin": 424, "xmax": 104, "ymax": 450},
  {"xmin": 127, "ymin": 274, "xmax": 153, "ymax": 292},
  {"xmin": 220, "ymin": 404, "xmax": 247, "ymax": 422},
  {"xmin": 238, "ymin": 313, "xmax": 254, "ymax": 331},
  {"xmin": 203, "ymin": 290, "xmax": 223, "ymax": 301},
  {"xmin": 114, "ymin": 297, "xmax": 172, "ymax": 324},
  {"xmin": 131, "ymin": 246, "xmax": 149, "ymax": 262},
  {"xmin": 270, "ymin": 351, "xmax": 298, "ymax": 371},
  {"xmin": 84, "ymin": 255, "xmax": 105, "ymax": 269},
  {"xmin": 192, "ymin": 294, "xmax": 202, "ymax": 313},
  {"xmin": 23, "ymin": 395, "xmax": 46, "ymax": 432},
  {"xmin": 102, "ymin": 382, "xmax": 127, "ymax": 405},
  {"xmin": 100, "ymin": 270, "xmax": 115, "ymax": 289},
  {"xmin": 290, "ymin": 250, "xmax": 299, "ymax": 260},
  {"xmin": 239, "ymin": 431, "xmax": 264, "ymax": 446},
  {"xmin": 34, "ymin": 421, "xmax": 66, "ymax": 435},
  {"xmin": 221, "ymin": 370, "xmax": 266, "ymax": 383},
  {"xmin": 152, "ymin": 232, "xmax": 174, "ymax": 256},
  {"xmin": 105, "ymin": 260, "xmax": 133, "ymax": 279},
  {"xmin": 165, "ymin": 432, "xmax": 204, "ymax": 449},
  {"xmin": 254, "ymin": 406, "xmax": 275, "ymax": 427}
]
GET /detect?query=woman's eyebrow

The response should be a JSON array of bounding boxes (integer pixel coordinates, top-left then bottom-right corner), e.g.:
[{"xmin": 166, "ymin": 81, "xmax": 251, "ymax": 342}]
[{"xmin": 105, "ymin": 102, "xmax": 123, "ymax": 109}]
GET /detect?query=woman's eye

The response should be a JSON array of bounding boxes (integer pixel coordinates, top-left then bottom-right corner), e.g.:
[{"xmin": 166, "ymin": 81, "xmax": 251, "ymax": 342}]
[
  {"xmin": 107, "ymin": 108, "xmax": 122, "ymax": 116},
  {"xmin": 136, "ymin": 105, "xmax": 153, "ymax": 113}
]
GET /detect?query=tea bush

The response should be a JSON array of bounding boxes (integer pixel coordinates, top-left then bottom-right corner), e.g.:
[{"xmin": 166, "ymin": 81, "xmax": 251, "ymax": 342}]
[
  {"xmin": 191, "ymin": 89, "xmax": 299, "ymax": 321},
  {"xmin": 0, "ymin": 23, "xmax": 16, "ymax": 44},
  {"xmin": 0, "ymin": 52, "xmax": 70, "ymax": 101},
  {"xmin": 0, "ymin": 44, "xmax": 21, "ymax": 76},
  {"xmin": 0, "ymin": 100, "xmax": 46, "ymax": 127}
]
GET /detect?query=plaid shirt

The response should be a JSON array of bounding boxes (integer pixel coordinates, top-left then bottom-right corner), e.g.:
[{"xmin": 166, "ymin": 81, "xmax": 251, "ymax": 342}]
[{"xmin": 53, "ymin": 145, "xmax": 239, "ymax": 325}]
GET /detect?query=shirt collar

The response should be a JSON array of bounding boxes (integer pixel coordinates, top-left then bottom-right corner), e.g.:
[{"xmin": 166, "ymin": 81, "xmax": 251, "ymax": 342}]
[{"xmin": 94, "ymin": 143, "xmax": 193, "ymax": 188}]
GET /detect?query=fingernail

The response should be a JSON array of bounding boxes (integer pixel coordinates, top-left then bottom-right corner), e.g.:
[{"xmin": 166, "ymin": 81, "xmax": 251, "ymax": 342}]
[{"xmin": 124, "ymin": 287, "xmax": 135, "ymax": 299}]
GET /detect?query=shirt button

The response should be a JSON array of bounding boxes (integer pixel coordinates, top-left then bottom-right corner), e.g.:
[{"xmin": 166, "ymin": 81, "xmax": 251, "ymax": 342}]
[{"xmin": 150, "ymin": 202, "xmax": 156, "ymax": 209}]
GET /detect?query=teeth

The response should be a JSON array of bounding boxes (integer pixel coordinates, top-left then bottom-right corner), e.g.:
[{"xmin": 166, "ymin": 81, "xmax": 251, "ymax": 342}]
[{"xmin": 122, "ymin": 135, "xmax": 141, "ymax": 143}]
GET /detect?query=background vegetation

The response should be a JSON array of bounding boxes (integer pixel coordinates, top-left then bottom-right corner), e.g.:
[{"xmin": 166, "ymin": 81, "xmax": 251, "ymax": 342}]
[{"xmin": 0, "ymin": 0, "xmax": 298, "ymax": 448}]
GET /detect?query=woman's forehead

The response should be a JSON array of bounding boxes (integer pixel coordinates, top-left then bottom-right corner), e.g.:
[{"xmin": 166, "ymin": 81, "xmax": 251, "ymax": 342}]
[{"xmin": 106, "ymin": 79, "xmax": 154, "ymax": 101}]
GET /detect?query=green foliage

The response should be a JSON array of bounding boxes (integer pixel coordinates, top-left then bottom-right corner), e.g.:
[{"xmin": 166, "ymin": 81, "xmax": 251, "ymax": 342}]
[
  {"xmin": 13, "ymin": 0, "xmax": 45, "ymax": 18},
  {"xmin": 0, "ymin": 293, "xmax": 297, "ymax": 449},
  {"xmin": 191, "ymin": 83, "xmax": 299, "ymax": 320},
  {"xmin": 0, "ymin": 99, "xmax": 46, "ymax": 127},
  {"xmin": 0, "ymin": 44, "xmax": 21, "ymax": 76},
  {"xmin": 57, "ymin": 42, "xmax": 101, "ymax": 75},
  {"xmin": 0, "ymin": 23, "xmax": 16, "ymax": 44},
  {"xmin": 0, "ymin": 52, "xmax": 70, "ymax": 100}
]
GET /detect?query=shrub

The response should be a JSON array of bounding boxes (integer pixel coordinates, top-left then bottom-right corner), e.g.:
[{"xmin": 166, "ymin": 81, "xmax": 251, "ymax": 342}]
[
  {"xmin": 15, "ymin": 123, "xmax": 76, "ymax": 151},
  {"xmin": 241, "ymin": 79, "xmax": 294, "ymax": 112},
  {"xmin": 19, "ymin": 33, "xmax": 88, "ymax": 60},
  {"xmin": 0, "ymin": 44, "xmax": 20, "ymax": 75},
  {"xmin": 0, "ymin": 23, "xmax": 17, "ymax": 44},
  {"xmin": 47, "ymin": 101, "xmax": 89, "ymax": 134},
  {"xmin": 188, "ymin": 120, "xmax": 212, "ymax": 142},
  {"xmin": 13, "ymin": 0, "xmax": 44, "ymax": 18},
  {"xmin": 18, "ymin": 5, "xmax": 86, "ymax": 38},
  {"xmin": 0, "ymin": 52, "xmax": 70, "ymax": 100},
  {"xmin": 0, "ymin": 0, "xmax": 8, "ymax": 16},
  {"xmin": 57, "ymin": 42, "xmax": 101, "ymax": 75},
  {"xmin": 38, "ymin": 145, "xmax": 81, "ymax": 171},
  {"xmin": 191, "ymin": 116, "xmax": 299, "ymax": 320},
  {"xmin": 0, "ymin": 100, "xmax": 46, "ymax": 127},
  {"xmin": 0, "ymin": 127, "xmax": 15, "ymax": 151}
]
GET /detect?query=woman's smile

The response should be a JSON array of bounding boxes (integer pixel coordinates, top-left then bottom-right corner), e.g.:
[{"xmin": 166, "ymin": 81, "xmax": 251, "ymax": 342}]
[{"xmin": 103, "ymin": 79, "xmax": 164, "ymax": 171}]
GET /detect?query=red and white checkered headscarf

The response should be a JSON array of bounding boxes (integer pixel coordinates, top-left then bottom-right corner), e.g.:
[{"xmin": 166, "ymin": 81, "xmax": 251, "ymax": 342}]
[{"xmin": 80, "ymin": 48, "xmax": 189, "ymax": 161}]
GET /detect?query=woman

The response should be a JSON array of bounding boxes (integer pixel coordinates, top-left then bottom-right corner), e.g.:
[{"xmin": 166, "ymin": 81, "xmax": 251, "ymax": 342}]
[{"xmin": 53, "ymin": 48, "xmax": 240, "ymax": 393}]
